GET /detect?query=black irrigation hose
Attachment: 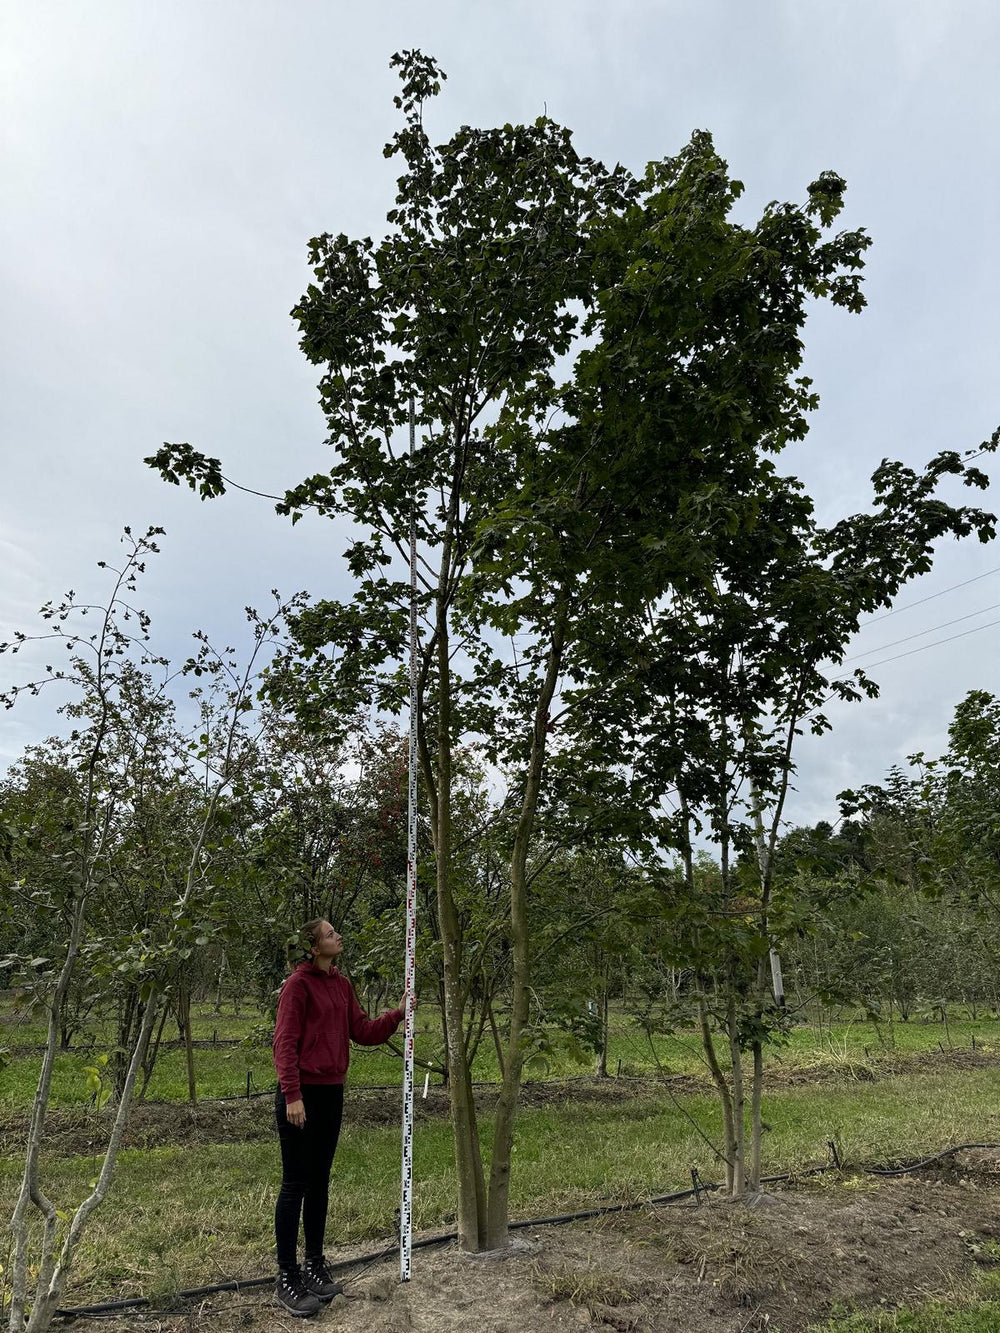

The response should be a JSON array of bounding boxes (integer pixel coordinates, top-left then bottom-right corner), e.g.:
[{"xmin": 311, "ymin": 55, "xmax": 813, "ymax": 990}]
[
  {"xmin": 49, "ymin": 1183, "xmax": 745, "ymax": 1319},
  {"xmin": 864, "ymin": 1141, "xmax": 1000, "ymax": 1177},
  {"xmin": 51, "ymin": 1140, "xmax": 1000, "ymax": 1321}
]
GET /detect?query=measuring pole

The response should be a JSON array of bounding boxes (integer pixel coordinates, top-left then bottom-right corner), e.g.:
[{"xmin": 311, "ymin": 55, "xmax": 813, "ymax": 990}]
[{"xmin": 400, "ymin": 394, "xmax": 419, "ymax": 1282}]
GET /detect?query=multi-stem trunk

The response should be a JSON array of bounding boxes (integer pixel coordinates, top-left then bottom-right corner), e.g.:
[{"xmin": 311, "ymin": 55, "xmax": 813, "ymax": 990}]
[
  {"xmin": 431, "ymin": 561, "xmax": 487, "ymax": 1251},
  {"xmin": 24, "ymin": 995, "xmax": 159, "ymax": 1333},
  {"xmin": 110, "ymin": 988, "xmax": 138, "ymax": 1101},
  {"xmin": 7, "ymin": 892, "xmax": 89, "ymax": 1333},
  {"xmin": 138, "ymin": 1003, "xmax": 171, "ymax": 1102},
  {"xmin": 486, "ymin": 600, "xmax": 568, "ymax": 1249}
]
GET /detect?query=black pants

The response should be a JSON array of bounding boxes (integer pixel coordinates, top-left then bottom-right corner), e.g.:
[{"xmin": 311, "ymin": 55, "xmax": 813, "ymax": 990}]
[{"xmin": 274, "ymin": 1084, "xmax": 344, "ymax": 1269}]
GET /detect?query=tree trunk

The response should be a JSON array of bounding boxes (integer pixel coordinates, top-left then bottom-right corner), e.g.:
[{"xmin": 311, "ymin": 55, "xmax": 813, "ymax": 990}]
[
  {"xmin": 698, "ymin": 995, "xmax": 736, "ymax": 1196},
  {"xmin": 727, "ymin": 993, "xmax": 746, "ymax": 1199},
  {"xmin": 176, "ymin": 985, "xmax": 197, "ymax": 1106},
  {"xmin": 464, "ymin": 992, "xmax": 491, "ymax": 1072},
  {"xmin": 487, "ymin": 1000, "xmax": 506, "ymax": 1081},
  {"xmin": 137, "ymin": 1002, "xmax": 170, "ymax": 1102},
  {"xmin": 750, "ymin": 1040, "xmax": 764, "ymax": 1191},
  {"xmin": 109, "ymin": 988, "xmax": 139, "ymax": 1103},
  {"xmin": 8, "ymin": 891, "xmax": 89, "ymax": 1333},
  {"xmin": 434, "ymin": 599, "xmax": 487, "ymax": 1251},
  {"xmin": 486, "ymin": 601, "xmax": 567, "ymax": 1249},
  {"xmin": 748, "ymin": 785, "xmax": 776, "ymax": 1194},
  {"xmin": 597, "ymin": 971, "xmax": 610, "ymax": 1079},
  {"xmin": 57, "ymin": 986, "xmax": 81, "ymax": 1051},
  {"xmin": 24, "ymin": 994, "xmax": 159, "ymax": 1333},
  {"xmin": 213, "ymin": 950, "xmax": 227, "ymax": 1013},
  {"xmin": 437, "ymin": 976, "xmax": 450, "ymax": 1086}
]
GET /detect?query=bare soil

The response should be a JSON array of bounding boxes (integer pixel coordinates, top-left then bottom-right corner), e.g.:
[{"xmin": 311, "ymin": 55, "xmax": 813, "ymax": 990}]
[{"xmin": 57, "ymin": 1160, "xmax": 1000, "ymax": 1333}]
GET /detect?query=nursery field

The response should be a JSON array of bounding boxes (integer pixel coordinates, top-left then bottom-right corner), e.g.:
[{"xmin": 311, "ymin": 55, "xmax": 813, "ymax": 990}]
[
  {"xmin": 1, "ymin": 1000, "xmax": 996, "ymax": 1109},
  {"xmin": 4, "ymin": 1006, "xmax": 1000, "ymax": 1330}
]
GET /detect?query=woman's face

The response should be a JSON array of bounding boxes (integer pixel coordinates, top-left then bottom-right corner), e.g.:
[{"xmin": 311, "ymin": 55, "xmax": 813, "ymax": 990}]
[{"xmin": 312, "ymin": 920, "xmax": 344, "ymax": 961}]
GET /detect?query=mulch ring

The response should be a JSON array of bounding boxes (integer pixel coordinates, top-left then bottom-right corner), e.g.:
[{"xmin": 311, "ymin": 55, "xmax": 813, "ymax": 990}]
[{"xmin": 52, "ymin": 1164, "xmax": 1000, "ymax": 1332}]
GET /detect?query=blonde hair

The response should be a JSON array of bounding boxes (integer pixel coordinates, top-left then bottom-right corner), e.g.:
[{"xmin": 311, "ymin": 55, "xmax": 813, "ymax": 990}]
[{"xmin": 289, "ymin": 918, "xmax": 325, "ymax": 968}]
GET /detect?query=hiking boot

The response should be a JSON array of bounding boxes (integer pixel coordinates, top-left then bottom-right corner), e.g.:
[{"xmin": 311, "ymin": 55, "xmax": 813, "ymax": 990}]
[
  {"xmin": 302, "ymin": 1253, "xmax": 344, "ymax": 1302},
  {"xmin": 275, "ymin": 1266, "xmax": 321, "ymax": 1317}
]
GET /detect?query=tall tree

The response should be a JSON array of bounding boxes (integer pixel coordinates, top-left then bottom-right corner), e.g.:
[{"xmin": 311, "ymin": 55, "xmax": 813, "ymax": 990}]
[
  {"xmin": 148, "ymin": 52, "xmax": 885, "ymax": 1245},
  {"xmin": 569, "ymin": 434, "xmax": 997, "ymax": 1193}
]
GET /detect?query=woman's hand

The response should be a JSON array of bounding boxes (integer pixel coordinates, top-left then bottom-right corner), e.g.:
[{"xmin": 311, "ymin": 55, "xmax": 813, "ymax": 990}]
[
  {"xmin": 398, "ymin": 989, "xmax": 418, "ymax": 1016},
  {"xmin": 285, "ymin": 1098, "xmax": 306, "ymax": 1128}
]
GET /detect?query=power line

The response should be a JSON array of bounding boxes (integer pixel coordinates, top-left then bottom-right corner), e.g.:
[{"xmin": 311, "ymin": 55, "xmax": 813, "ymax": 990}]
[
  {"xmin": 811, "ymin": 614, "xmax": 1000, "ymax": 720},
  {"xmin": 856, "ymin": 615, "xmax": 1000, "ymax": 672},
  {"xmin": 857, "ymin": 565, "xmax": 1000, "ymax": 628},
  {"xmin": 842, "ymin": 600, "xmax": 1000, "ymax": 665}
]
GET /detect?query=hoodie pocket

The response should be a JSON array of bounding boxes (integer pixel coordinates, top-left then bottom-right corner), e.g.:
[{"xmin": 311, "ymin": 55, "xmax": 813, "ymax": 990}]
[{"xmin": 300, "ymin": 1027, "xmax": 346, "ymax": 1079}]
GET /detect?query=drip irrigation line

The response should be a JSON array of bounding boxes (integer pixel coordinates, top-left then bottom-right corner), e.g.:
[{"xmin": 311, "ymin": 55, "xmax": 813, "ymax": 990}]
[
  {"xmin": 51, "ymin": 1140, "xmax": 1000, "ymax": 1321},
  {"xmin": 864, "ymin": 1142, "xmax": 1000, "ymax": 1178},
  {"xmin": 211, "ymin": 1088, "xmax": 275, "ymax": 1102}
]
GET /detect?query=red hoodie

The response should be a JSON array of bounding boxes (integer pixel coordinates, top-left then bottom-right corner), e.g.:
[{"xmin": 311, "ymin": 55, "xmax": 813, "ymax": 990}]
[{"xmin": 272, "ymin": 962, "xmax": 404, "ymax": 1103}]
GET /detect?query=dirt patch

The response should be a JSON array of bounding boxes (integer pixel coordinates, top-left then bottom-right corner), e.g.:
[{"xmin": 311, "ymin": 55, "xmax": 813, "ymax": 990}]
[
  {"xmin": 1, "ymin": 1080, "xmax": 680, "ymax": 1158},
  {"xmin": 6, "ymin": 1047, "xmax": 1000, "ymax": 1158},
  {"xmin": 0, "ymin": 1097, "xmax": 276, "ymax": 1158},
  {"xmin": 49, "ymin": 1169, "xmax": 1000, "ymax": 1333},
  {"xmin": 767, "ymin": 1044, "xmax": 1000, "ymax": 1089}
]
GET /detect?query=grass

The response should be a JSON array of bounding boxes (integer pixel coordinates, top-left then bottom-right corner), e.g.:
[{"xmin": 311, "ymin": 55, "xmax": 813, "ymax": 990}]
[
  {"xmin": 0, "ymin": 1002, "xmax": 447, "ymax": 1107},
  {"xmin": 533, "ymin": 1261, "xmax": 652, "ymax": 1313},
  {"xmin": 2, "ymin": 1001, "xmax": 998, "ymax": 1109},
  {"xmin": 2, "ymin": 1061, "xmax": 1000, "ymax": 1306},
  {"xmin": 809, "ymin": 1272, "xmax": 1000, "ymax": 1331}
]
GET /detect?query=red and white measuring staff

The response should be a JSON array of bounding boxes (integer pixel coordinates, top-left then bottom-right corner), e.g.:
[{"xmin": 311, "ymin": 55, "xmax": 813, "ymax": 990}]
[{"xmin": 400, "ymin": 395, "xmax": 419, "ymax": 1282}]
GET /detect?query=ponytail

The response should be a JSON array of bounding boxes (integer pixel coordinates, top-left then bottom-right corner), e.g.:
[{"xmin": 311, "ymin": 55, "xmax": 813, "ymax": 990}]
[{"xmin": 287, "ymin": 918, "xmax": 325, "ymax": 970}]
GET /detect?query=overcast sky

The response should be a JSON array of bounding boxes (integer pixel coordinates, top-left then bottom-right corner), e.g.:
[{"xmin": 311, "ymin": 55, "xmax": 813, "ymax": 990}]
[{"xmin": 2, "ymin": 0, "xmax": 998, "ymax": 828}]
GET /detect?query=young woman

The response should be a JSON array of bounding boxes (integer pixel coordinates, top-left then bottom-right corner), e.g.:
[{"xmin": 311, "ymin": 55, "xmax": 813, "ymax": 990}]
[{"xmin": 272, "ymin": 918, "xmax": 409, "ymax": 1317}]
